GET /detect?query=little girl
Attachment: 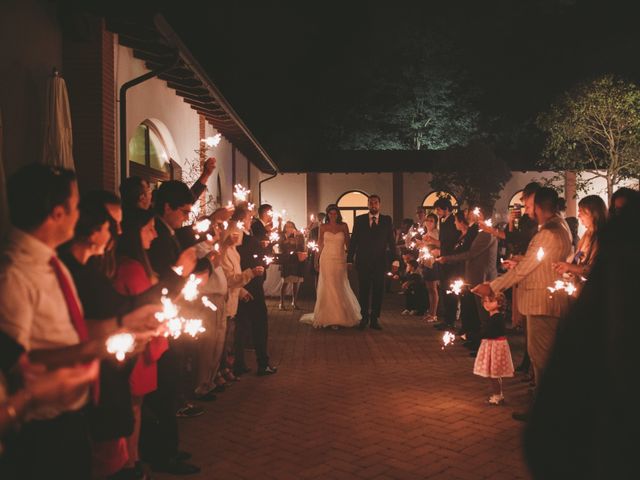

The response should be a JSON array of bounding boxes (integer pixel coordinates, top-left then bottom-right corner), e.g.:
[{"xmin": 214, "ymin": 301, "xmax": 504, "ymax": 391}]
[{"xmin": 473, "ymin": 293, "xmax": 514, "ymax": 405}]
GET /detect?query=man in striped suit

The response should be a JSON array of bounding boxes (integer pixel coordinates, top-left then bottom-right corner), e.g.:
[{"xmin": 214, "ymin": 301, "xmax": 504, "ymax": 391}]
[{"xmin": 473, "ymin": 188, "xmax": 572, "ymax": 405}]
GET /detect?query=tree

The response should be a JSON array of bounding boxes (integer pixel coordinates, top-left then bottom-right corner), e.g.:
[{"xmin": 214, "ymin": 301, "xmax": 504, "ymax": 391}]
[
  {"xmin": 428, "ymin": 141, "xmax": 512, "ymax": 209},
  {"xmin": 537, "ymin": 75, "xmax": 640, "ymax": 199}
]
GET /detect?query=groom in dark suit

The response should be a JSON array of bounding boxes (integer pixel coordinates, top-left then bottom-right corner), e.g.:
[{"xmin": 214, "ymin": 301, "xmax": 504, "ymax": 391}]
[{"xmin": 347, "ymin": 194, "xmax": 396, "ymax": 330}]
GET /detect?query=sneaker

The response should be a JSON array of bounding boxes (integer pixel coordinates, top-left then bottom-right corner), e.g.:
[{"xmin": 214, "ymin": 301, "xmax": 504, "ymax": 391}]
[
  {"xmin": 401, "ymin": 309, "xmax": 411, "ymax": 315},
  {"xmin": 409, "ymin": 310, "xmax": 418, "ymax": 315},
  {"xmin": 176, "ymin": 403, "xmax": 205, "ymax": 418},
  {"xmin": 487, "ymin": 394, "xmax": 505, "ymax": 405}
]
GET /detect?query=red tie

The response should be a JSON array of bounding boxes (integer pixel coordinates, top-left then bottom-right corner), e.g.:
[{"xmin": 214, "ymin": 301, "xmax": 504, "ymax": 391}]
[
  {"xmin": 50, "ymin": 256, "xmax": 99, "ymax": 402},
  {"xmin": 50, "ymin": 256, "xmax": 89, "ymax": 341}
]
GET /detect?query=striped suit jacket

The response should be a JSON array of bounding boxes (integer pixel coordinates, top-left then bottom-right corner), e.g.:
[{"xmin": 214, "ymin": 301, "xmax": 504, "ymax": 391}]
[{"xmin": 490, "ymin": 215, "xmax": 572, "ymax": 318}]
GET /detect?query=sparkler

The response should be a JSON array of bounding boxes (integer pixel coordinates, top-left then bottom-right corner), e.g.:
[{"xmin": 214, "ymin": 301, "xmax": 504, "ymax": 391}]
[
  {"xmin": 194, "ymin": 218, "xmax": 211, "ymax": 233},
  {"xmin": 263, "ymin": 255, "xmax": 274, "ymax": 266},
  {"xmin": 484, "ymin": 219, "xmax": 493, "ymax": 227},
  {"xmin": 201, "ymin": 134, "xmax": 221, "ymax": 147},
  {"xmin": 106, "ymin": 333, "xmax": 135, "ymax": 361},
  {"xmin": 269, "ymin": 231, "xmax": 280, "ymax": 243},
  {"xmin": 206, "ymin": 233, "xmax": 214, "ymax": 242},
  {"xmin": 214, "ymin": 243, "xmax": 220, "ymax": 252},
  {"xmin": 236, "ymin": 221, "xmax": 245, "ymax": 231},
  {"xmin": 547, "ymin": 280, "xmax": 577, "ymax": 296},
  {"xmin": 222, "ymin": 221, "xmax": 229, "ymax": 229},
  {"xmin": 441, "ymin": 331, "xmax": 455, "ymax": 350},
  {"xmin": 472, "ymin": 207, "xmax": 480, "ymax": 217},
  {"xmin": 183, "ymin": 319, "xmax": 206, "ymax": 338},
  {"xmin": 172, "ymin": 266, "xmax": 184, "ymax": 277},
  {"xmin": 536, "ymin": 247, "xmax": 545, "ymax": 262},
  {"xmin": 201, "ymin": 296, "xmax": 218, "ymax": 312},
  {"xmin": 446, "ymin": 279, "xmax": 465, "ymax": 295},
  {"xmin": 233, "ymin": 184, "xmax": 250, "ymax": 203},
  {"xmin": 307, "ymin": 241, "xmax": 319, "ymax": 252},
  {"xmin": 181, "ymin": 274, "xmax": 202, "ymax": 302},
  {"xmin": 248, "ymin": 202, "xmax": 255, "ymax": 211},
  {"xmin": 418, "ymin": 247, "xmax": 433, "ymax": 262}
]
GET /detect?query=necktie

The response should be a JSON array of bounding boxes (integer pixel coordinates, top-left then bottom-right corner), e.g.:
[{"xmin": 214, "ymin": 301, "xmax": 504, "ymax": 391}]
[
  {"xmin": 50, "ymin": 256, "xmax": 99, "ymax": 402},
  {"xmin": 371, "ymin": 216, "xmax": 377, "ymax": 228}
]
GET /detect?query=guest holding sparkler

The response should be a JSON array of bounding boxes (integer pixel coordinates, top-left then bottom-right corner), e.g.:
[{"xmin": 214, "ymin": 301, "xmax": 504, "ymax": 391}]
[
  {"xmin": 473, "ymin": 188, "xmax": 572, "ymax": 422},
  {"xmin": 120, "ymin": 176, "xmax": 153, "ymax": 212},
  {"xmin": 420, "ymin": 213, "xmax": 440, "ymax": 323},
  {"xmin": 251, "ymin": 203, "xmax": 273, "ymax": 247},
  {"xmin": 553, "ymin": 195, "xmax": 607, "ymax": 283},
  {"xmin": 278, "ymin": 221, "xmax": 306, "ymax": 310},
  {"xmin": 609, "ymin": 186, "xmax": 639, "ymax": 217},
  {"xmin": 473, "ymin": 293, "xmax": 514, "ymax": 405}
]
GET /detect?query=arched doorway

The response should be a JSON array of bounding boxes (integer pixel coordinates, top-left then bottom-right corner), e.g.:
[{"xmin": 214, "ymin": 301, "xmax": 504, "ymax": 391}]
[
  {"xmin": 337, "ymin": 190, "xmax": 369, "ymax": 232},
  {"xmin": 422, "ymin": 191, "xmax": 459, "ymax": 214}
]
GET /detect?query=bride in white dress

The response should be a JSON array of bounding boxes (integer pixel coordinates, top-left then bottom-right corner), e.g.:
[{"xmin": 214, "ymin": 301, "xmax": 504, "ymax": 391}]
[{"xmin": 300, "ymin": 205, "xmax": 362, "ymax": 328}]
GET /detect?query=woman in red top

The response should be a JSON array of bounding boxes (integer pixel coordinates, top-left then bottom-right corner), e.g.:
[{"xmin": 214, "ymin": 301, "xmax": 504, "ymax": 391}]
[{"xmin": 113, "ymin": 207, "xmax": 166, "ymax": 476}]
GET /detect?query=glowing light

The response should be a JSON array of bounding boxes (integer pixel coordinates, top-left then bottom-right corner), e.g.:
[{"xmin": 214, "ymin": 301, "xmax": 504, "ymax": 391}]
[
  {"xmin": 165, "ymin": 317, "xmax": 183, "ymax": 339},
  {"xmin": 386, "ymin": 272, "xmax": 393, "ymax": 277},
  {"xmin": 269, "ymin": 231, "xmax": 280, "ymax": 243},
  {"xmin": 233, "ymin": 184, "xmax": 250, "ymax": 203},
  {"xmin": 206, "ymin": 233, "xmax": 213, "ymax": 242},
  {"xmin": 419, "ymin": 247, "xmax": 432, "ymax": 262},
  {"xmin": 201, "ymin": 134, "xmax": 221, "ymax": 147},
  {"xmin": 264, "ymin": 256, "xmax": 274, "ymax": 266},
  {"xmin": 181, "ymin": 274, "xmax": 202, "ymax": 302},
  {"xmin": 201, "ymin": 296, "xmax": 218, "ymax": 312},
  {"xmin": 183, "ymin": 319, "xmax": 206, "ymax": 338},
  {"xmin": 547, "ymin": 280, "xmax": 577, "ymax": 296},
  {"xmin": 446, "ymin": 279, "xmax": 465, "ymax": 295},
  {"xmin": 248, "ymin": 202, "xmax": 255, "ymax": 211},
  {"xmin": 194, "ymin": 218, "xmax": 211, "ymax": 233},
  {"xmin": 310, "ymin": 214, "xmax": 315, "ymax": 222},
  {"xmin": 442, "ymin": 331, "xmax": 456, "ymax": 349},
  {"xmin": 214, "ymin": 244, "xmax": 220, "ymax": 252},
  {"xmin": 236, "ymin": 221, "xmax": 245, "ymax": 231},
  {"xmin": 484, "ymin": 219, "xmax": 493, "ymax": 227},
  {"xmin": 222, "ymin": 221, "xmax": 229, "ymax": 229},
  {"xmin": 106, "ymin": 333, "xmax": 135, "ymax": 361},
  {"xmin": 307, "ymin": 241, "xmax": 319, "ymax": 252},
  {"xmin": 473, "ymin": 207, "xmax": 480, "ymax": 217},
  {"xmin": 536, "ymin": 247, "xmax": 545, "ymax": 262},
  {"xmin": 172, "ymin": 266, "xmax": 184, "ymax": 277}
]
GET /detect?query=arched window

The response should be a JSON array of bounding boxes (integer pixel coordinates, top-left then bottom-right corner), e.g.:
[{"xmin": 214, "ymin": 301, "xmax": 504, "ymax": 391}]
[
  {"xmin": 128, "ymin": 120, "xmax": 181, "ymax": 184},
  {"xmin": 422, "ymin": 191, "xmax": 458, "ymax": 214},
  {"xmin": 337, "ymin": 190, "xmax": 369, "ymax": 232},
  {"xmin": 508, "ymin": 190, "xmax": 524, "ymax": 210}
]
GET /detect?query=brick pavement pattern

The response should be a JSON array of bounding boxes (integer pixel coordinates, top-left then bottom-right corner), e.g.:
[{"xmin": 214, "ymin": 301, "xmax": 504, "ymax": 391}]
[{"xmin": 160, "ymin": 294, "xmax": 532, "ymax": 479}]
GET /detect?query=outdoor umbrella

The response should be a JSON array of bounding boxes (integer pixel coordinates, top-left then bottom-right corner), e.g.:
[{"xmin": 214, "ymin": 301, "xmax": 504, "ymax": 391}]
[
  {"xmin": 42, "ymin": 69, "xmax": 75, "ymax": 171},
  {"xmin": 0, "ymin": 107, "xmax": 8, "ymax": 234}
]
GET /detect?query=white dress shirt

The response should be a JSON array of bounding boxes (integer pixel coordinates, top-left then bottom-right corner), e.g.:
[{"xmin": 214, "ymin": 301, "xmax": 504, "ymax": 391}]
[
  {"xmin": 369, "ymin": 213, "xmax": 380, "ymax": 227},
  {"xmin": 0, "ymin": 228, "xmax": 88, "ymax": 419}
]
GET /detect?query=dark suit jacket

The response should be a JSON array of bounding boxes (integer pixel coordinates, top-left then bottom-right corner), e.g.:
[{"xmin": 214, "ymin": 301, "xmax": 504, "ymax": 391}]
[
  {"xmin": 251, "ymin": 219, "xmax": 269, "ymax": 242},
  {"xmin": 347, "ymin": 214, "xmax": 396, "ymax": 271},
  {"xmin": 148, "ymin": 218, "xmax": 181, "ymax": 278},
  {"xmin": 445, "ymin": 230, "xmax": 498, "ymax": 286},
  {"xmin": 237, "ymin": 231, "xmax": 266, "ymax": 299}
]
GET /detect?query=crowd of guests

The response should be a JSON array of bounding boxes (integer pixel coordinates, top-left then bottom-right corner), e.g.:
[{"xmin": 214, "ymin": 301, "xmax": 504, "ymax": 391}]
[
  {"xmin": 0, "ymin": 158, "xmax": 280, "ymax": 479},
  {"xmin": 392, "ymin": 184, "xmax": 639, "ymax": 414}
]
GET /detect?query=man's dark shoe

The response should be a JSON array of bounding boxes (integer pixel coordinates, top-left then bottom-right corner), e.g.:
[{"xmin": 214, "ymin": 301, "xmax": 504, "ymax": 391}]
[
  {"xmin": 512, "ymin": 411, "xmax": 529, "ymax": 422},
  {"xmin": 370, "ymin": 323, "xmax": 382, "ymax": 330},
  {"xmin": 176, "ymin": 403, "xmax": 204, "ymax": 418},
  {"xmin": 358, "ymin": 319, "xmax": 368, "ymax": 330},
  {"xmin": 152, "ymin": 457, "xmax": 201, "ymax": 475},
  {"xmin": 257, "ymin": 365, "xmax": 278, "ymax": 376},
  {"xmin": 176, "ymin": 451, "xmax": 192, "ymax": 462}
]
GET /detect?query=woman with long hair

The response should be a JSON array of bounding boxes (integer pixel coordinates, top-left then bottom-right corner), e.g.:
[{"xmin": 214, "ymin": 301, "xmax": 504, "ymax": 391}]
[
  {"xmin": 278, "ymin": 220, "xmax": 307, "ymax": 310},
  {"xmin": 300, "ymin": 204, "xmax": 361, "ymax": 328},
  {"xmin": 553, "ymin": 195, "xmax": 607, "ymax": 279}
]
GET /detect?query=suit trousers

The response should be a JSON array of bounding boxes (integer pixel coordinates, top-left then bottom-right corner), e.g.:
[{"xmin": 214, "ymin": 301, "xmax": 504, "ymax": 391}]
[
  {"xmin": 196, "ymin": 295, "xmax": 226, "ymax": 391},
  {"xmin": 438, "ymin": 266, "xmax": 457, "ymax": 326},
  {"xmin": 357, "ymin": 266, "xmax": 384, "ymax": 323},
  {"xmin": 142, "ymin": 347, "xmax": 179, "ymax": 462},
  {"xmin": 460, "ymin": 293, "xmax": 481, "ymax": 340},
  {"xmin": 235, "ymin": 296, "xmax": 270, "ymax": 370},
  {"xmin": 527, "ymin": 315, "xmax": 560, "ymax": 389},
  {"xmin": 1, "ymin": 409, "xmax": 91, "ymax": 479}
]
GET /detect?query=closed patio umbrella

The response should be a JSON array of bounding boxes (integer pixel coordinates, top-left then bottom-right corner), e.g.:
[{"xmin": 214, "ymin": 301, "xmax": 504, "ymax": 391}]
[{"xmin": 42, "ymin": 69, "xmax": 75, "ymax": 171}]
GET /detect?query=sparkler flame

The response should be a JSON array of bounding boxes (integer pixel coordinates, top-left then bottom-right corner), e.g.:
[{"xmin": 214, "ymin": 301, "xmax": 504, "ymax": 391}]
[
  {"xmin": 446, "ymin": 279, "xmax": 465, "ymax": 295},
  {"xmin": 106, "ymin": 333, "xmax": 135, "ymax": 362},
  {"xmin": 201, "ymin": 134, "xmax": 221, "ymax": 147},
  {"xmin": 419, "ymin": 247, "xmax": 433, "ymax": 261},
  {"xmin": 172, "ymin": 266, "xmax": 184, "ymax": 277},
  {"xmin": 536, "ymin": 247, "xmax": 545, "ymax": 262},
  {"xmin": 222, "ymin": 221, "xmax": 229, "ymax": 229},
  {"xmin": 547, "ymin": 280, "xmax": 577, "ymax": 296},
  {"xmin": 233, "ymin": 184, "xmax": 250, "ymax": 203},
  {"xmin": 201, "ymin": 296, "xmax": 218, "ymax": 311},
  {"xmin": 307, "ymin": 241, "xmax": 319, "ymax": 252},
  {"xmin": 442, "ymin": 331, "xmax": 456, "ymax": 349},
  {"xmin": 263, "ymin": 255, "xmax": 274, "ymax": 266},
  {"xmin": 269, "ymin": 231, "xmax": 280, "ymax": 243},
  {"xmin": 472, "ymin": 207, "xmax": 480, "ymax": 217},
  {"xmin": 183, "ymin": 319, "xmax": 206, "ymax": 338},
  {"xmin": 194, "ymin": 218, "xmax": 211, "ymax": 233},
  {"xmin": 484, "ymin": 219, "xmax": 493, "ymax": 227},
  {"xmin": 181, "ymin": 274, "xmax": 202, "ymax": 302},
  {"xmin": 236, "ymin": 221, "xmax": 245, "ymax": 231}
]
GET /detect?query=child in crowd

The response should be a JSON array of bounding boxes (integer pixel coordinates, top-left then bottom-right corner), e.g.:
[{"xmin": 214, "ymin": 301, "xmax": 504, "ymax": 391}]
[
  {"xmin": 473, "ymin": 293, "xmax": 514, "ymax": 405},
  {"xmin": 400, "ymin": 260, "xmax": 427, "ymax": 316}
]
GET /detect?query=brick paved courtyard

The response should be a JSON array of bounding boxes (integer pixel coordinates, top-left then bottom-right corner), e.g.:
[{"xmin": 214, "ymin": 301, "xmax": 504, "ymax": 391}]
[{"xmin": 161, "ymin": 294, "xmax": 532, "ymax": 479}]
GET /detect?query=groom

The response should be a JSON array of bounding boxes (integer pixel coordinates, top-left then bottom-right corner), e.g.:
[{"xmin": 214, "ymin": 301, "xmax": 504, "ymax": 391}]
[{"xmin": 347, "ymin": 194, "xmax": 396, "ymax": 330}]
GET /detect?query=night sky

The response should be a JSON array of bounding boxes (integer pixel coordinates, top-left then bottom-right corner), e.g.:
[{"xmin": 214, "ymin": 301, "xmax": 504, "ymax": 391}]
[{"xmin": 157, "ymin": 0, "xmax": 640, "ymax": 170}]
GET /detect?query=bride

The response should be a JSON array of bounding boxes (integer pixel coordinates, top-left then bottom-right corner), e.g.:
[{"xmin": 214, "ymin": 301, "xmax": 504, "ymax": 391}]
[{"xmin": 300, "ymin": 204, "xmax": 361, "ymax": 328}]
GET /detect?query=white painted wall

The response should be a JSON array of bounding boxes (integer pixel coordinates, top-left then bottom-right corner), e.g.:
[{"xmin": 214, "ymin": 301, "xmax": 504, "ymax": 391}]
[{"xmin": 260, "ymin": 173, "xmax": 308, "ymax": 229}]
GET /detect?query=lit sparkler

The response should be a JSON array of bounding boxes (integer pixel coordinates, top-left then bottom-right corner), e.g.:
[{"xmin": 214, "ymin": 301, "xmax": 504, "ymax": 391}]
[
  {"xmin": 441, "ymin": 331, "xmax": 456, "ymax": 350},
  {"xmin": 263, "ymin": 256, "xmax": 274, "ymax": 266},
  {"xmin": 201, "ymin": 296, "xmax": 218, "ymax": 311},
  {"xmin": 484, "ymin": 219, "xmax": 493, "ymax": 228},
  {"xmin": 248, "ymin": 202, "xmax": 255, "ymax": 211},
  {"xmin": 181, "ymin": 274, "xmax": 202, "ymax": 302},
  {"xmin": 206, "ymin": 233, "xmax": 214, "ymax": 242},
  {"xmin": 233, "ymin": 184, "xmax": 250, "ymax": 203},
  {"xmin": 201, "ymin": 134, "xmax": 221, "ymax": 147},
  {"xmin": 419, "ymin": 247, "xmax": 433, "ymax": 262},
  {"xmin": 547, "ymin": 280, "xmax": 577, "ymax": 296},
  {"xmin": 269, "ymin": 231, "xmax": 280, "ymax": 243},
  {"xmin": 236, "ymin": 221, "xmax": 245, "ymax": 231},
  {"xmin": 106, "ymin": 333, "xmax": 135, "ymax": 361},
  {"xmin": 183, "ymin": 319, "xmax": 206, "ymax": 338},
  {"xmin": 472, "ymin": 207, "xmax": 480, "ymax": 217},
  {"xmin": 536, "ymin": 247, "xmax": 545, "ymax": 262},
  {"xmin": 194, "ymin": 218, "xmax": 211, "ymax": 233},
  {"xmin": 172, "ymin": 266, "xmax": 184, "ymax": 277},
  {"xmin": 446, "ymin": 279, "xmax": 465, "ymax": 295},
  {"xmin": 307, "ymin": 241, "xmax": 319, "ymax": 252},
  {"xmin": 222, "ymin": 221, "xmax": 229, "ymax": 229}
]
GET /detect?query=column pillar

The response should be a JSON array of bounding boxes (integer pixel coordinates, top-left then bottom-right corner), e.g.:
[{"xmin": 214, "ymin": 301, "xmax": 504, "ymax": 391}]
[
  {"xmin": 392, "ymin": 172, "xmax": 403, "ymax": 226},
  {"xmin": 306, "ymin": 173, "xmax": 319, "ymax": 219},
  {"xmin": 564, "ymin": 170, "xmax": 577, "ymax": 217}
]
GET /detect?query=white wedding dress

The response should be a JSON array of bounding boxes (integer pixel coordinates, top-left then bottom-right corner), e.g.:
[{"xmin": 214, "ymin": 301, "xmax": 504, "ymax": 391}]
[{"xmin": 300, "ymin": 231, "xmax": 362, "ymax": 328}]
